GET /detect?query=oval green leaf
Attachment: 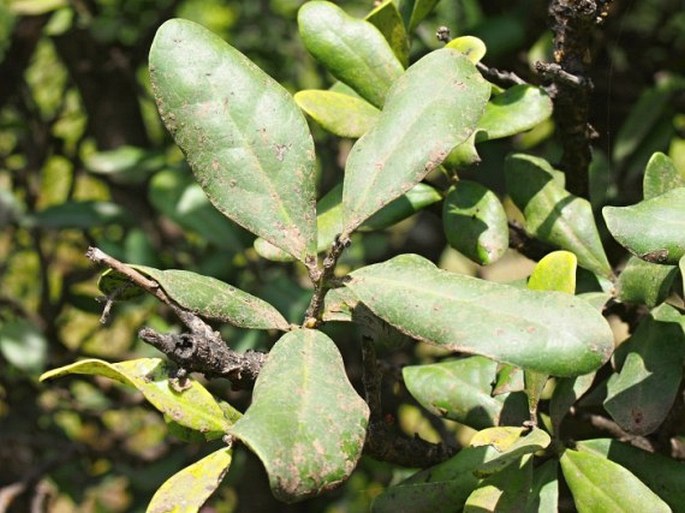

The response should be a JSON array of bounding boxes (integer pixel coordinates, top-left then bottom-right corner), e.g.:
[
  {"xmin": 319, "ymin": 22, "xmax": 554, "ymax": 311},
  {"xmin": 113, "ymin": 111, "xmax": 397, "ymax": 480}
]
[
  {"xmin": 40, "ymin": 358, "xmax": 232, "ymax": 435},
  {"xmin": 294, "ymin": 90, "xmax": 379, "ymax": 138},
  {"xmin": 403, "ymin": 357, "xmax": 528, "ymax": 430},
  {"xmin": 343, "ymin": 48, "xmax": 490, "ymax": 233},
  {"xmin": 528, "ymin": 251, "xmax": 577, "ymax": 294},
  {"xmin": 366, "ymin": 0, "xmax": 409, "ymax": 67},
  {"xmin": 443, "ymin": 180, "xmax": 508, "ymax": 265},
  {"xmin": 463, "ymin": 456, "xmax": 532, "ymax": 513},
  {"xmin": 446, "ymin": 36, "xmax": 486, "ymax": 64},
  {"xmin": 616, "ymin": 256, "xmax": 677, "ymax": 307},
  {"xmin": 477, "ymin": 85, "xmax": 553, "ymax": 141},
  {"xmin": 643, "ymin": 152, "xmax": 685, "ymax": 200},
  {"xmin": 505, "ymin": 153, "xmax": 613, "ymax": 278},
  {"xmin": 298, "ymin": 1, "xmax": 403, "ymax": 108},
  {"xmin": 149, "ymin": 19, "xmax": 317, "ymax": 263},
  {"xmin": 603, "ymin": 187, "xmax": 685, "ymax": 264},
  {"xmin": 146, "ymin": 447, "xmax": 232, "ymax": 513},
  {"xmin": 525, "ymin": 460, "xmax": 559, "ymax": 513},
  {"xmin": 604, "ymin": 313, "xmax": 685, "ymax": 435},
  {"xmin": 560, "ymin": 449, "xmax": 671, "ymax": 513},
  {"xmin": 577, "ymin": 438, "xmax": 685, "ymax": 512},
  {"xmin": 346, "ymin": 254, "xmax": 614, "ymax": 376},
  {"xmin": 229, "ymin": 329, "xmax": 369, "ymax": 502},
  {"xmin": 99, "ymin": 266, "xmax": 289, "ymax": 331}
]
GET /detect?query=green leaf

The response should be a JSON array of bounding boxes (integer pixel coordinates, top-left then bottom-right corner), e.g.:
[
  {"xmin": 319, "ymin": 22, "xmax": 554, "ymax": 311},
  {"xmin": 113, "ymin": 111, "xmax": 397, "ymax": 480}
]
[
  {"xmin": 343, "ymin": 48, "xmax": 490, "ymax": 233},
  {"xmin": 25, "ymin": 201, "xmax": 130, "ymax": 229},
  {"xmin": 463, "ymin": 455, "xmax": 532, "ymax": 513},
  {"xmin": 298, "ymin": 1, "xmax": 403, "ymax": 108},
  {"xmin": 604, "ymin": 313, "xmax": 685, "ymax": 435},
  {"xmin": 99, "ymin": 266, "xmax": 289, "ymax": 331},
  {"xmin": 229, "ymin": 329, "xmax": 369, "ymax": 502},
  {"xmin": 374, "ymin": 427, "xmax": 548, "ymax": 513},
  {"xmin": 527, "ymin": 250, "xmax": 577, "ymax": 294},
  {"xmin": 616, "ymin": 256, "xmax": 677, "ymax": 307},
  {"xmin": 477, "ymin": 85, "xmax": 553, "ymax": 141},
  {"xmin": 468, "ymin": 426, "xmax": 550, "ymax": 477},
  {"xmin": 442, "ymin": 180, "xmax": 508, "ymax": 265},
  {"xmin": 549, "ymin": 372, "xmax": 596, "ymax": 434},
  {"xmin": 603, "ymin": 188, "xmax": 685, "ymax": 264},
  {"xmin": 294, "ymin": 90, "xmax": 379, "ymax": 138},
  {"xmin": 346, "ymin": 254, "xmax": 614, "ymax": 376},
  {"xmin": 403, "ymin": 356, "xmax": 528, "ymax": 430},
  {"xmin": 149, "ymin": 170, "xmax": 248, "ymax": 251},
  {"xmin": 146, "ymin": 447, "xmax": 232, "ymax": 513},
  {"xmin": 446, "ymin": 36, "xmax": 487, "ymax": 64},
  {"xmin": 681, "ymin": 255, "xmax": 685, "ymax": 298},
  {"xmin": 254, "ymin": 182, "xmax": 441, "ymax": 262},
  {"xmin": 577, "ymin": 438, "xmax": 685, "ymax": 512},
  {"xmin": 525, "ymin": 252, "xmax": 576, "ymax": 423},
  {"xmin": 560, "ymin": 449, "xmax": 671, "ymax": 513},
  {"xmin": 0, "ymin": 318, "xmax": 47, "ymax": 373},
  {"xmin": 149, "ymin": 19, "xmax": 317, "ymax": 263},
  {"xmin": 643, "ymin": 152, "xmax": 685, "ymax": 200},
  {"xmin": 372, "ymin": 446, "xmax": 483, "ymax": 513},
  {"xmin": 366, "ymin": 0, "xmax": 409, "ymax": 67},
  {"xmin": 40, "ymin": 358, "xmax": 231, "ymax": 436},
  {"xmin": 505, "ymin": 153, "xmax": 613, "ymax": 278},
  {"xmin": 406, "ymin": 0, "xmax": 440, "ymax": 31},
  {"xmin": 525, "ymin": 460, "xmax": 559, "ymax": 513}
]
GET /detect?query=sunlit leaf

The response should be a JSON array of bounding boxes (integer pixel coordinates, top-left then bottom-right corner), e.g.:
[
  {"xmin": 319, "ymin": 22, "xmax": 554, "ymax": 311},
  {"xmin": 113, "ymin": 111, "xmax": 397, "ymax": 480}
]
[
  {"xmin": 577, "ymin": 438, "xmax": 685, "ymax": 512},
  {"xmin": 298, "ymin": 1, "xmax": 403, "ymax": 108},
  {"xmin": 346, "ymin": 254, "xmax": 614, "ymax": 376},
  {"xmin": 40, "ymin": 358, "xmax": 232, "ymax": 436},
  {"xmin": 477, "ymin": 85, "xmax": 552, "ymax": 141},
  {"xmin": 149, "ymin": 19, "xmax": 317, "ymax": 263},
  {"xmin": 294, "ymin": 90, "xmax": 379, "ymax": 138},
  {"xmin": 446, "ymin": 36, "xmax": 486, "ymax": 63},
  {"xmin": 469, "ymin": 426, "xmax": 550, "ymax": 477},
  {"xmin": 146, "ymin": 447, "xmax": 232, "ymax": 513},
  {"xmin": 229, "ymin": 329, "xmax": 369, "ymax": 502},
  {"xmin": 366, "ymin": 0, "xmax": 409, "ymax": 67},
  {"xmin": 403, "ymin": 356, "xmax": 528, "ymax": 430},
  {"xmin": 616, "ymin": 256, "xmax": 677, "ymax": 307},
  {"xmin": 463, "ymin": 456, "xmax": 532, "ymax": 512},
  {"xmin": 603, "ymin": 188, "xmax": 685, "ymax": 264},
  {"xmin": 560, "ymin": 449, "xmax": 670, "ymax": 513},
  {"xmin": 99, "ymin": 266, "xmax": 289, "ymax": 331},
  {"xmin": 506, "ymin": 153, "xmax": 613, "ymax": 278},
  {"xmin": 343, "ymin": 48, "xmax": 490, "ymax": 233},
  {"xmin": 643, "ymin": 151, "xmax": 685, "ymax": 200},
  {"xmin": 442, "ymin": 180, "xmax": 508, "ymax": 265}
]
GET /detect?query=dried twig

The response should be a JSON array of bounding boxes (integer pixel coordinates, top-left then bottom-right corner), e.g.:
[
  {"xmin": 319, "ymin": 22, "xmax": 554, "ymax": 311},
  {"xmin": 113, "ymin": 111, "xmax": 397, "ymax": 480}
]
[{"xmin": 86, "ymin": 246, "xmax": 265, "ymax": 388}]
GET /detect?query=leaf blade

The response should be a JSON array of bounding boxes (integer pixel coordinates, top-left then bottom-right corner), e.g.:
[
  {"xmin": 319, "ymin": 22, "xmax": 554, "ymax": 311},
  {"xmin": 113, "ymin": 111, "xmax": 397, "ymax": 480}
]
[
  {"xmin": 229, "ymin": 329, "xmax": 369, "ymax": 502},
  {"xmin": 343, "ymin": 48, "xmax": 490, "ymax": 233},
  {"xmin": 40, "ymin": 358, "xmax": 232, "ymax": 435},
  {"xmin": 149, "ymin": 19, "xmax": 317, "ymax": 262},
  {"xmin": 146, "ymin": 447, "xmax": 232, "ymax": 513},
  {"xmin": 346, "ymin": 254, "xmax": 614, "ymax": 376}
]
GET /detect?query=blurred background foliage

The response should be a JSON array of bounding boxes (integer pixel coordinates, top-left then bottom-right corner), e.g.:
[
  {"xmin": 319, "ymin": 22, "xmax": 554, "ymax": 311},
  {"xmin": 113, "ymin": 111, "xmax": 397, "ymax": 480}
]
[{"xmin": 0, "ymin": 0, "xmax": 684, "ymax": 511}]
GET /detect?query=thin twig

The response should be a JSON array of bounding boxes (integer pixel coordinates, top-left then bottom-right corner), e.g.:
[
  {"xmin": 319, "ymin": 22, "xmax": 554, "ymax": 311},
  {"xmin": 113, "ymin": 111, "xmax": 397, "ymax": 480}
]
[
  {"xmin": 303, "ymin": 234, "xmax": 350, "ymax": 327},
  {"xmin": 86, "ymin": 246, "xmax": 266, "ymax": 388},
  {"xmin": 436, "ymin": 25, "xmax": 527, "ymax": 87}
]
